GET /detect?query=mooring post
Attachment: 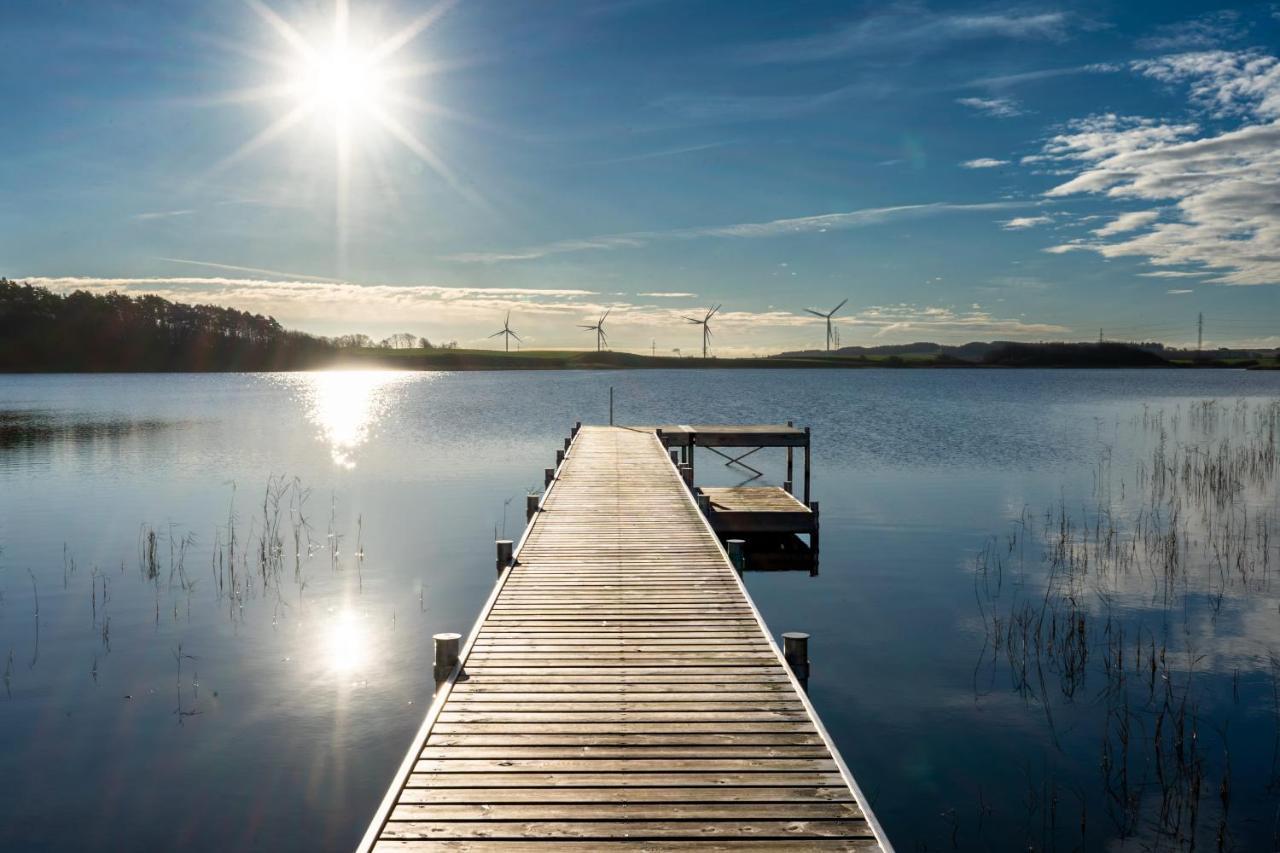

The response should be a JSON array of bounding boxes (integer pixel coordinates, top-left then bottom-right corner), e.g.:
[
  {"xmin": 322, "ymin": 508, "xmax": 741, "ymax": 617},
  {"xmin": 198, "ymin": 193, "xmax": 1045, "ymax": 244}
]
[
  {"xmin": 783, "ymin": 479, "xmax": 793, "ymax": 495},
  {"xmin": 803, "ymin": 426, "xmax": 811, "ymax": 506},
  {"xmin": 782, "ymin": 631, "xmax": 810, "ymax": 691},
  {"xmin": 679, "ymin": 463, "xmax": 693, "ymax": 490},
  {"xmin": 727, "ymin": 538, "xmax": 746, "ymax": 572},
  {"xmin": 697, "ymin": 492, "xmax": 711, "ymax": 516},
  {"xmin": 670, "ymin": 449, "xmax": 679, "ymax": 467},
  {"xmin": 555, "ymin": 448, "xmax": 565, "ymax": 467},
  {"xmin": 786, "ymin": 419, "xmax": 794, "ymax": 485},
  {"xmin": 571, "ymin": 421, "xmax": 580, "ymax": 437},
  {"xmin": 563, "ymin": 437, "xmax": 571, "ymax": 452},
  {"xmin": 544, "ymin": 467, "xmax": 554, "ymax": 487},
  {"xmin": 526, "ymin": 493, "xmax": 539, "ymax": 522},
  {"xmin": 688, "ymin": 435, "xmax": 696, "ymax": 480},
  {"xmin": 609, "ymin": 386, "xmax": 614, "ymax": 425},
  {"xmin": 495, "ymin": 539, "xmax": 513, "ymax": 576},
  {"xmin": 433, "ymin": 631, "xmax": 461, "ymax": 688}
]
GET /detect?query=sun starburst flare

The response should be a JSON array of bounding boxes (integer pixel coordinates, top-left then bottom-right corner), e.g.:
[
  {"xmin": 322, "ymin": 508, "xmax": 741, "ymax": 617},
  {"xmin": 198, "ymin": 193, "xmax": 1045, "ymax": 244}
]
[{"xmin": 212, "ymin": 0, "xmax": 467, "ymax": 269}]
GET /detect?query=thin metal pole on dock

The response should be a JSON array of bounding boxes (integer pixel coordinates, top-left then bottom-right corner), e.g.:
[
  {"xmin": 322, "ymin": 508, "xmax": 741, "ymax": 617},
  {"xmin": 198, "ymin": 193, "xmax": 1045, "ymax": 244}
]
[{"xmin": 609, "ymin": 386, "xmax": 613, "ymax": 425}]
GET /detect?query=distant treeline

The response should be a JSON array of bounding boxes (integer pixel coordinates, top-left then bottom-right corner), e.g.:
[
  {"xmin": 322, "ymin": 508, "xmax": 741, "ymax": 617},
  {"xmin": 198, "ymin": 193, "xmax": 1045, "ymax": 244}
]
[{"xmin": 0, "ymin": 278, "xmax": 336, "ymax": 372}]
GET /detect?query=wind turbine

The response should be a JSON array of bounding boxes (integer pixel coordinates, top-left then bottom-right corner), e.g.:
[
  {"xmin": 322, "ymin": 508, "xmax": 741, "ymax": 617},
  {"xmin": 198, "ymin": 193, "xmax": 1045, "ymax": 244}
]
[
  {"xmin": 579, "ymin": 310, "xmax": 609, "ymax": 352},
  {"xmin": 804, "ymin": 298, "xmax": 848, "ymax": 352},
  {"xmin": 489, "ymin": 312, "xmax": 520, "ymax": 352},
  {"xmin": 683, "ymin": 304, "xmax": 721, "ymax": 358}
]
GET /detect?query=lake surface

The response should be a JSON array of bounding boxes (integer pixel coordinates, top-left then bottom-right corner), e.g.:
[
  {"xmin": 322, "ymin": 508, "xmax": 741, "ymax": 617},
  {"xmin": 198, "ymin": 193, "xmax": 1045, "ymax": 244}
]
[{"xmin": 1, "ymin": 369, "xmax": 1278, "ymax": 851}]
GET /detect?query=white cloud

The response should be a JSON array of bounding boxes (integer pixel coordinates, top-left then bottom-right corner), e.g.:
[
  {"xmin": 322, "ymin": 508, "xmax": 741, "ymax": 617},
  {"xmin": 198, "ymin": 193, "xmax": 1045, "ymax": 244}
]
[
  {"xmin": 1138, "ymin": 270, "xmax": 1208, "ymax": 278},
  {"xmin": 636, "ymin": 291, "xmax": 697, "ymax": 298},
  {"xmin": 1133, "ymin": 50, "xmax": 1280, "ymax": 117},
  {"xmin": 1092, "ymin": 210, "xmax": 1160, "ymax": 236},
  {"xmin": 1003, "ymin": 215, "xmax": 1053, "ymax": 230},
  {"xmin": 957, "ymin": 96, "xmax": 1024, "ymax": 117},
  {"xmin": 446, "ymin": 200, "xmax": 1027, "ymax": 263},
  {"xmin": 960, "ymin": 158, "xmax": 1010, "ymax": 169},
  {"xmin": 1022, "ymin": 52, "xmax": 1280, "ymax": 285},
  {"xmin": 1166, "ymin": 288, "xmax": 1194, "ymax": 294}
]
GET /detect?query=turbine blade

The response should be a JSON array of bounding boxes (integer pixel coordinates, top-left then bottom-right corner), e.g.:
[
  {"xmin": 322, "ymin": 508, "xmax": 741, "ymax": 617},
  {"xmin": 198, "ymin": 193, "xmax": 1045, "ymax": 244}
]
[
  {"xmin": 833, "ymin": 298, "xmax": 848, "ymax": 314},
  {"xmin": 488, "ymin": 330, "xmax": 504, "ymax": 338},
  {"xmin": 510, "ymin": 331, "xmax": 522, "ymax": 341},
  {"xmin": 803, "ymin": 308, "xmax": 826, "ymax": 317}
]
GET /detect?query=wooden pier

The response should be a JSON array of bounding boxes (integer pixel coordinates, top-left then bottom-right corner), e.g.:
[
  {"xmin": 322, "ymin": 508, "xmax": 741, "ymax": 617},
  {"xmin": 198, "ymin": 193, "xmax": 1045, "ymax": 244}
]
[{"xmin": 361, "ymin": 425, "xmax": 889, "ymax": 852}]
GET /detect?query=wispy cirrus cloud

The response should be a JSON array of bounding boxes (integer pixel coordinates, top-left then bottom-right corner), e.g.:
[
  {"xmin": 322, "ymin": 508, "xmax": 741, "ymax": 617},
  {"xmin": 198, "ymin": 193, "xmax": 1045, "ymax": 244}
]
[
  {"xmin": 957, "ymin": 96, "xmax": 1024, "ymax": 117},
  {"xmin": 731, "ymin": 6, "xmax": 1072, "ymax": 65},
  {"xmin": 1135, "ymin": 11, "xmax": 1248, "ymax": 52},
  {"xmin": 444, "ymin": 201, "xmax": 1029, "ymax": 264},
  {"xmin": 650, "ymin": 83, "xmax": 878, "ymax": 123},
  {"xmin": 960, "ymin": 157, "xmax": 1009, "ymax": 168},
  {"xmin": 963, "ymin": 62, "xmax": 1119, "ymax": 90},
  {"xmin": 133, "ymin": 209, "xmax": 195, "ymax": 221},
  {"xmin": 588, "ymin": 141, "xmax": 731, "ymax": 165},
  {"xmin": 636, "ymin": 291, "xmax": 697, "ymax": 298}
]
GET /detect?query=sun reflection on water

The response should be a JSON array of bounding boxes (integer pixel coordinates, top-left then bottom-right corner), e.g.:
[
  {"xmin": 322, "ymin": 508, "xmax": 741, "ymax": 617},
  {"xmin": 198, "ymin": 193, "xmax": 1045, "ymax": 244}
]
[
  {"xmin": 324, "ymin": 608, "xmax": 370, "ymax": 675},
  {"xmin": 299, "ymin": 370, "xmax": 409, "ymax": 468}
]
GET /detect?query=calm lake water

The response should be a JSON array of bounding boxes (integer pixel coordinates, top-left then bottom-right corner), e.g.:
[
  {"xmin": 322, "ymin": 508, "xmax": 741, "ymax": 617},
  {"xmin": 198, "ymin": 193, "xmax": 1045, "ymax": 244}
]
[{"xmin": 1, "ymin": 369, "xmax": 1278, "ymax": 851}]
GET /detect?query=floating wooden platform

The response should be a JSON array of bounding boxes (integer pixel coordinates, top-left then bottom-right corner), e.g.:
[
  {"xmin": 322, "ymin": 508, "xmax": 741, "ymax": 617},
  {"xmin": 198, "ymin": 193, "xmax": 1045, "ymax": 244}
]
[
  {"xmin": 361, "ymin": 425, "xmax": 888, "ymax": 852},
  {"xmin": 701, "ymin": 486, "xmax": 817, "ymax": 537}
]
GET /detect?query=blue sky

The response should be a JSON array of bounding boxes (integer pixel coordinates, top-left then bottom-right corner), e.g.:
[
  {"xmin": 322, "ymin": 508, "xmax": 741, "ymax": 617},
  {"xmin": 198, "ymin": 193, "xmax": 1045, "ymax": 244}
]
[{"xmin": 2, "ymin": 0, "xmax": 1278, "ymax": 353}]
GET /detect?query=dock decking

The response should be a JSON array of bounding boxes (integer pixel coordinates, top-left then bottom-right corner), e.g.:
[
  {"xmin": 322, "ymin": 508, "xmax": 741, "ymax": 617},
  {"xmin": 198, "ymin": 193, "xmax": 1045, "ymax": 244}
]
[
  {"xmin": 701, "ymin": 486, "xmax": 816, "ymax": 536},
  {"xmin": 361, "ymin": 425, "xmax": 888, "ymax": 852}
]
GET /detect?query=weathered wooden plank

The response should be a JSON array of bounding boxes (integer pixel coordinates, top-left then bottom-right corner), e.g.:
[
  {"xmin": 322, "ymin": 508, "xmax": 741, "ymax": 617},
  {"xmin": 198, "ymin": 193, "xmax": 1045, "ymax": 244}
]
[
  {"xmin": 405, "ymin": 772, "xmax": 850, "ymax": 788},
  {"xmin": 373, "ymin": 840, "xmax": 880, "ymax": 852},
  {"xmin": 390, "ymin": 802, "xmax": 863, "ymax": 820},
  {"xmin": 379, "ymin": 819, "xmax": 874, "ymax": 840},
  {"xmin": 397, "ymin": 785, "xmax": 853, "ymax": 804}
]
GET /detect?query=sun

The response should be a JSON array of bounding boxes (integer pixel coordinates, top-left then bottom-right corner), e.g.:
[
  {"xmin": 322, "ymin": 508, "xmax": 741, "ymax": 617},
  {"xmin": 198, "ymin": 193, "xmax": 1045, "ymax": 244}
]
[
  {"xmin": 214, "ymin": 1, "xmax": 467, "ymax": 266},
  {"xmin": 290, "ymin": 39, "xmax": 381, "ymax": 131}
]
